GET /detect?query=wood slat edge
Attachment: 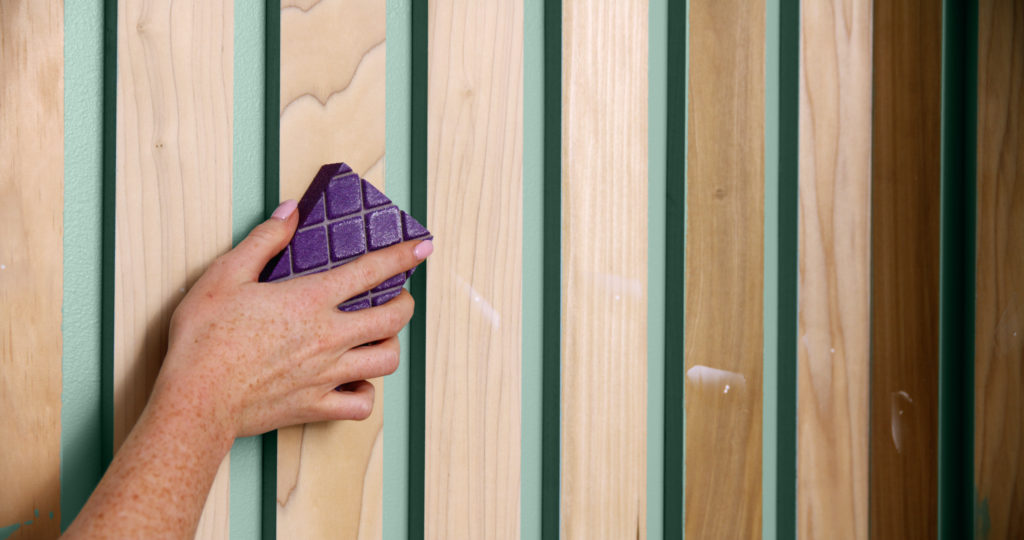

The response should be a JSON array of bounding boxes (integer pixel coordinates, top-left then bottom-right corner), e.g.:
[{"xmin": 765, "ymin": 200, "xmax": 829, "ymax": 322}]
[
  {"xmin": 560, "ymin": 0, "xmax": 649, "ymax": 537},
  {"xmin": 114, "ymin": 1, "xmax": 234, "ymax": 537},
  {"xmin": 796, "ymin": 0, "xmax": 872, "ymax": 538},
  {"xmin": 276, "ymin": 1, "xmax": 386, "ymax": 538},
  {"xmin": 684, "ymin": 0, "xmax": 765, "ymax": 536},
  {"xmin": 0, "ymin": 2, "xmax": 64, "ymax": 537},
  {"xmin": 974, "ymin": 0, "xmax": 1024, "ymax": 537},
  {"xmin": 423, "ymin": 1, "xmax": 524, "ymax": 537},
  {"xmin": 868, "ymin": 1, "xmax": 942, "ymax": 536}
]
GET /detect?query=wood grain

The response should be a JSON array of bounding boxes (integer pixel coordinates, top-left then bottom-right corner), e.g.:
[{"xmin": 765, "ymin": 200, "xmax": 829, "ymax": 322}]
[
  {"xmin": 684, "ymin": 0, "xmax": 765, "ymax": 537},
  {"xmin": 114, "ymin": 1, "xmax": 233, "ymax": 537},
  {"xmin": 0, "ymin": 2, "xmax": 63, "ymax": 537},
  {"xmin": 276, "ymin": 1, "xmax": 386, "ymax": 538},
  {"xmin": 975, "ymin": 0, "xmax": 1024, "ymax": 537},
  {"xmin": 796, "ymin": 1, "xmax": 872, "ymax": 538},
  {"xmin": 422, "ymin": 1, "xmax": 523, "ymax": 538},
  {"xmin": 869, "ymin": 0, "xmax": 942, "ymax": 537},
  {"xmin": 560, "ymin": 1, "xmax": 648, "ymax": 537}
]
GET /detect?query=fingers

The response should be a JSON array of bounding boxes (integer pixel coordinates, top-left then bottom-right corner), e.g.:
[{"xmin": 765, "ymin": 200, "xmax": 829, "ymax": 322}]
[
  {"xmin": 223, "ymin": 200, "xmax": 299, "ymax": 280},
  {"xmin": 297, "ymin": 238, "xmax": 433, "ymax": 301},
  {"xmin": 315, "ymin": 380, "xmax": 376, "ymax": 421},
  {"xmin": 321, "ymin": 336, "xmax": 400, "ymax": 384},
  {"xmin": 338, "ymin": 290, "xmax": 415, "ymax": 346}
]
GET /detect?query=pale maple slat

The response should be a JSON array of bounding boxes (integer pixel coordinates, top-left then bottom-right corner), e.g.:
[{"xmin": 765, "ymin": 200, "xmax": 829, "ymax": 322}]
[
  {"xmin": 276, "ymin": 1, "xmax": 386, "ymax": 538},
  {"xmin": 423, "ymin": 0, "xmax": 524, "ymax": 538},
  {"xmin": 114, "ymin": 1, "xmax": 234, "ymax": 537},
  {"xmin": 560, "ymin": 0, "xmax": 649, "ymax": 537}
]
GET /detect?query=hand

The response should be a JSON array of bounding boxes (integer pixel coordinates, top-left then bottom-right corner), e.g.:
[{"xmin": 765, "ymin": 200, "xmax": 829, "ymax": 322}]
[{"xmin": 152, "ymin": 199, "xmax": 433, "ymax": 440}]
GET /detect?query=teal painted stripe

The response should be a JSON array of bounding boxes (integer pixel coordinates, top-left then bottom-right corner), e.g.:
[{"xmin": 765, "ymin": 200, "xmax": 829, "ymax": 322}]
[
  {"xmin": 408, "ymin": 0, "xmax": 428, "ymax": 537},
  {"xmin": 522, "ymin": 0, "xmax": 545, "ymax": 537},
  {"xmin": 541, "ymin": 0, "xmax": 562, "ymax": 537},
  {"xmin": 261, "ymin": 1, "xmax": 281, "ymax": 539},
  {"xmin": 648, "ymin": 0, "xmax": 668, "ymax": 537},
  {"xmin": 938, "ymin": 0, "xmax": 977, "ymax": 537},
  {"xmin": 230, "ymin": 1, "xmax": 267, "ymax": 538},
  {"xmin": 662, "ymin": 0, "xmax": 686, "ymax": 536},
  {"xmin": 232, "ymin": 0, "xmax": 267, "ymax": 248},
  {"xmin": 100, "ymin": 0, "xmax": 118, "ymax": 473},
  {"xmin": 62, "ymin": 0, "xmax": 106, "ymax": 531},
  {"xmin": 384, "ymin": 1, "xmax": 413, "ymax": 538},
  {"xmin": 763, "ymin": 0, "xmax": 798, "ymax": 538}
]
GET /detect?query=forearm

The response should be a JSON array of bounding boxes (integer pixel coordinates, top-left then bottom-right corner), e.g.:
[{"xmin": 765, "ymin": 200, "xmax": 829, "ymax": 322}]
[{"xmin": 63, "ymin": 379, "xmax": 235, "ymax": 539}]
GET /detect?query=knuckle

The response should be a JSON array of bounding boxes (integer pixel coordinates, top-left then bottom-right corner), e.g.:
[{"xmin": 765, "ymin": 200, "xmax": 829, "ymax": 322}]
[
  {"xmin": 379, "ymin": 348, "xmax": 400, "ymax": 376},
  {"xmin": 381, "ymin": 307, "xmax": 403, "ymax": 331},
  {"xmin": 353, "ymin": 262, "xmax": 378, "ymax": 290},
  {"xmin": 248, "ymin": 223, "xmax": 277, "ymax": 245},
  {"xmin": 399, "ymin": 293, "xmax": 415, "ymax": 318},
  {"xmin": 352, "ymin": 395, "xmax": 374, "ymax": 420},
  {"xmin": 207, "ymin": 254, "xmax": 232, "ymax": 276}
]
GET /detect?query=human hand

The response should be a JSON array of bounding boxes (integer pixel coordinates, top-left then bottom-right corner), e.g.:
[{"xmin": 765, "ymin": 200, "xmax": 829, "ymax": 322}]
[{"xmin": 152, "ymin": 199, "xmax": 433, "ymax": 441}]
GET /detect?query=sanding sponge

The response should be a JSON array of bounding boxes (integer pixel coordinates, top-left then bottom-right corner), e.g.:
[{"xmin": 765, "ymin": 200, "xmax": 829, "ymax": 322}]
[{"xmin": 259, "ymin": 162, "xmax": 431, "ymax": 310}]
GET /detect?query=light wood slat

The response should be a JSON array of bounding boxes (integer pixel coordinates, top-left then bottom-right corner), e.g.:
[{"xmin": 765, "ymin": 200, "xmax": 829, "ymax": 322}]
[
  {"xmin": 869, "ymin": 1, "xmax": 942, "ymax": 536},
  {"xmin": 975, "ymin": 0, "xmax": 1023, "ymax": 537},
  {"xmin": 0, "ymin": 2, "xmax": 63, "ymax": 537},
  {"xmin": 276, "ymin": 1, "xmax": 385, "ymax": 538},
  {"xmin": 796, "ymin": 0, "xmax": 872, "ymax": 538},
  {"xmin": 423, "ymin": 1, "xmax": 523, "ymax": 538},
  {"xmin": 114, "ymin": 1, "xmax": 233, "ymax": 537},
  {"xmin": 560, "ymin": 1, "xmax": 648, "ymax": 537},
  {"xmin": 685, "ymin": 0, "xmax": 765, "ymax": 536}
]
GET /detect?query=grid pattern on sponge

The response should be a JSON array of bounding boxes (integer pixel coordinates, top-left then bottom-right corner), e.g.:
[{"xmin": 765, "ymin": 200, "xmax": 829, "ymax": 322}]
[{"xmin": 259, "ymin": 163, "xmax": 431, "ymax": 311}]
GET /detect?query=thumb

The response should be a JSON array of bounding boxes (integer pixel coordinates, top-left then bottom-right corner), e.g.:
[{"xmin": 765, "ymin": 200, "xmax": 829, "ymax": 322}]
[{"xmin": 228, "ymin": 199, "xmax": 299, "ymax": 280}]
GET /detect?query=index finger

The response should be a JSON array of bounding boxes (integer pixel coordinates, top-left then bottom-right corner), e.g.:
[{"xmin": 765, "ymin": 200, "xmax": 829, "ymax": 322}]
[{"xmin": 295, "ymin": 238, "xmax": 433, "ymax": 302}]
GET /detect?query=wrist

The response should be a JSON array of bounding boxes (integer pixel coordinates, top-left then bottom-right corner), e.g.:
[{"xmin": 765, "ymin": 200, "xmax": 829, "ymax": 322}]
[{"xmin": 147, "ymin": 366, "xmax": 238, "ymax": 457}]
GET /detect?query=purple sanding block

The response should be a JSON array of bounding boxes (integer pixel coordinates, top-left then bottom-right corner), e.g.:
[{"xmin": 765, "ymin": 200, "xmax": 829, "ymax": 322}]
[{"xmin": 258, "ymin": 162, "xmax": 431, "ymax": 311}]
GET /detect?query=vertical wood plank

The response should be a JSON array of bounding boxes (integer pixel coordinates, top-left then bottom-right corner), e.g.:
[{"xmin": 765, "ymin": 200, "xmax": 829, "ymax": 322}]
[
  {"xmin": 276, "ymin": 1, "xmax": 386, "ymax": 538},
  {"xmin": 0, "ymin": 2, "xmax": 63, "ymax": 537},
  {"xmin": 423, "ymin": 1, "xmax": 523, "ymax": 538},
  {"xmin": 560, "ymin": 0, "xmax": 648, "ymax": 537},
  {"xmin": 975, "ymin": 0, "xmax": 1024, "ymax": 537},
  {"xmin": 869, "ymin": 1, "xmax": 942, "ymax": 537},
  {"xmin": 114, "ymin": 0, "xmax": 233, "ymax": 537},
  {"xmin": 796, "ymin": 0, "xmax": 872, "ymax": 538},
  {"xmin": 684, "ymin": 0, "xmax": 765, "ymax": 537}
]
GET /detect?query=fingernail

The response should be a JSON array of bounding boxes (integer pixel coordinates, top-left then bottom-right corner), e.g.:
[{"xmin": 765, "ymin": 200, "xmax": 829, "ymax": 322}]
[
  {"xmin": 271, "ymin": 199, "xmax": 297, "ymax": 220},
  {"xmin": 413, "ymin": 239, "xmax": 433, "ymax": 260}
]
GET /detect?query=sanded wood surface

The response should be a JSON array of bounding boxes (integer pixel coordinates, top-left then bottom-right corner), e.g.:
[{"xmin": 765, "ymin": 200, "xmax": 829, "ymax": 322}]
[
  {"xmin": 276, "ymin": 1, "xmax": 386, "ymax": 538},
  {"xmin": 975, "ymin": 0, "xmax": 1024, "ymax": 537},
  {"xmin": 0, "ymin": 2, "xmax": 64, "ymax": 538},
  {"xmin": 560, "ymin": 1, "xmax": 648, "ymax": 537},
  {"xmin": 796, "ymin": 0, "xmax": 872, "ymax": 538},
  {"xmin": 684, "ymin": 0, "xmax": 765, "ymax": 537},
  {"xmin": 869, "ymin": 1, "xmax": 942, "ymax": 537},
  {"xmin": 423, "ymin": 1, "xmax": 523, "ymax": 538},
  {"xmin": 114, "ymin": 1, "xmax": 234, "ymax": 537}
]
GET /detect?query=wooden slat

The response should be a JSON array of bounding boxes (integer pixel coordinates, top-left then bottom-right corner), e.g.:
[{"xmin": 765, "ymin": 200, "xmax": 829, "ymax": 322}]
[
  {"xmin": 276, "ymin": 1, "xmax": 386, "ymax": 538},
  {"xmin": 796, "ymin": 0, "xmax": 871, "ymax": 538},
  {"xmin": 114, "ymin": 1, "xmax": 233, "ymax": 537},
  {"xmin": 560, "ymin": 1, "xmax": 648, "ymax": 536},
  {"xmin": 0, "ymin": 2, "xmax": 63, "ymax": 537},
  {"xmin": 684, "ymin": 0, "xmax": 765, "ymax": 537},
  {"xmin": 423, "ymin": 1, "xmax": 523, "ymax": 538},
  {"xmin": 975, "ymin": 0, "xmax": 1023, "ymax": 537},
  {"xmin": 869, "ymin": 0, "xmax": 942, "ymax": 536}
]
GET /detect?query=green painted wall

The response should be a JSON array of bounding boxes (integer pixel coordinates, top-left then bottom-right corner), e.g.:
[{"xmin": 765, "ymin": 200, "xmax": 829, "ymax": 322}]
[{"xmin": 61, "ymin": 0, "xmax": 106, "ymax": 532}]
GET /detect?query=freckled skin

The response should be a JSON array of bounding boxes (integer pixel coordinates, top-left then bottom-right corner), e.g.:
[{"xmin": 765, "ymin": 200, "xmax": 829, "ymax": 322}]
[{"xmin": 62, "ymin": 207, "xmax": 431, "ymax": 539}]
